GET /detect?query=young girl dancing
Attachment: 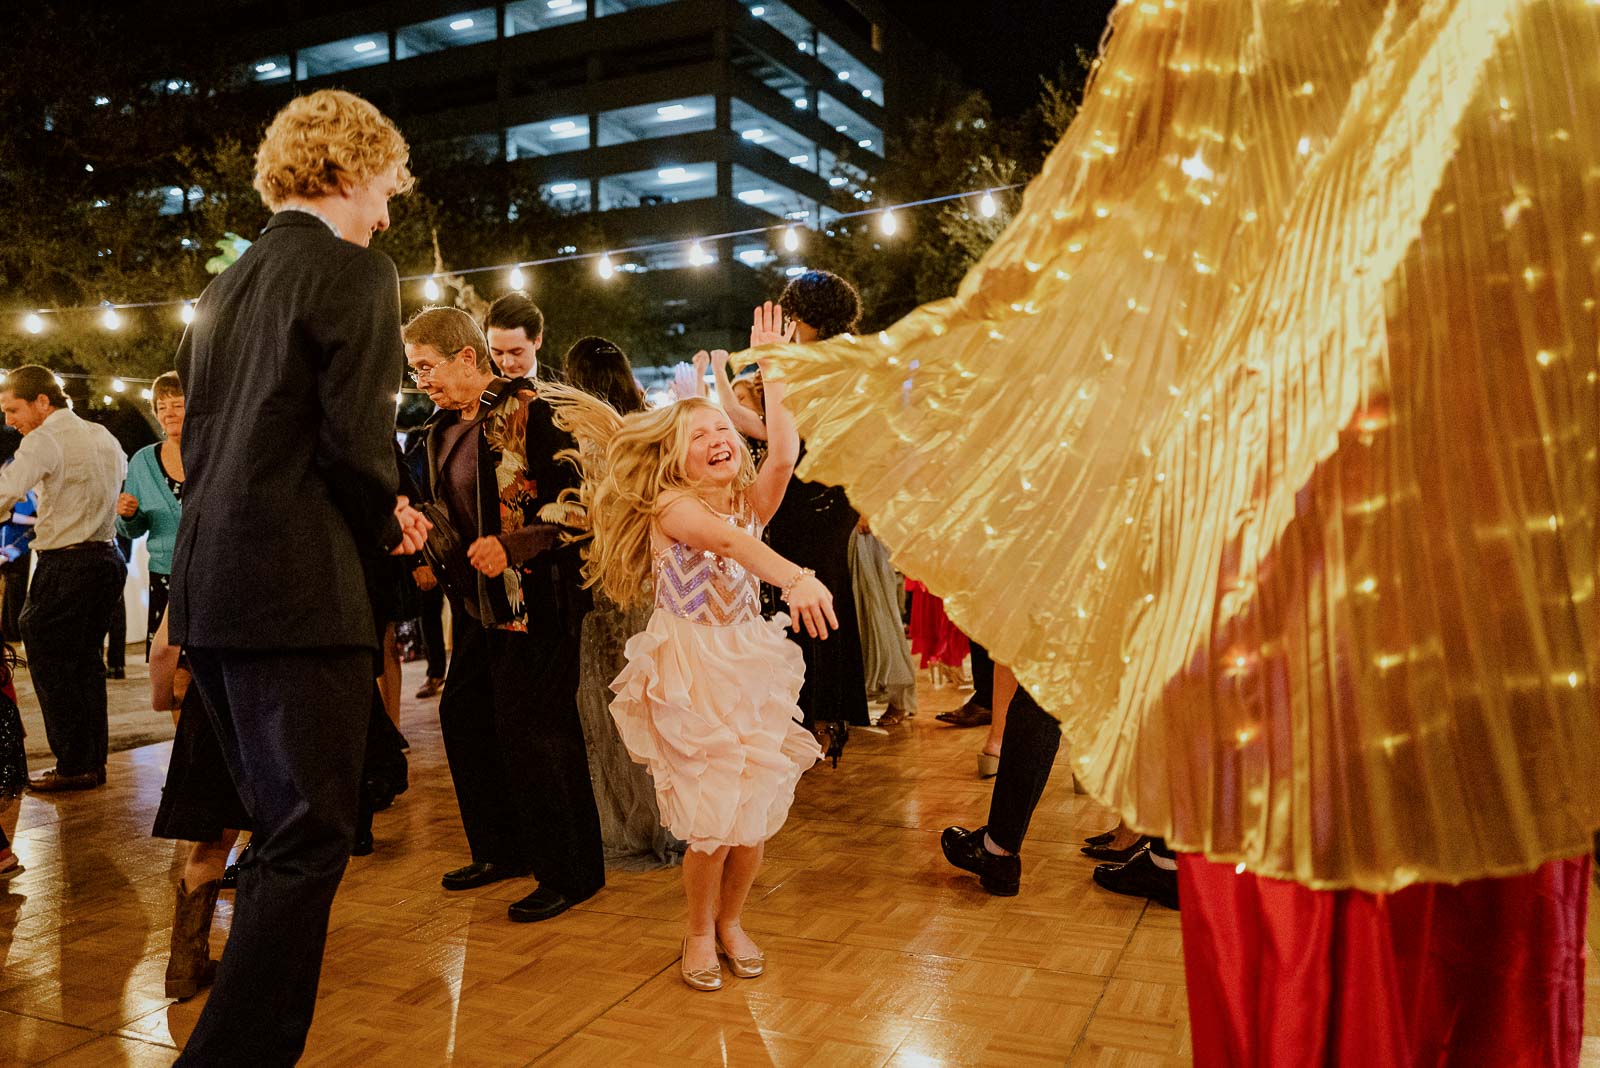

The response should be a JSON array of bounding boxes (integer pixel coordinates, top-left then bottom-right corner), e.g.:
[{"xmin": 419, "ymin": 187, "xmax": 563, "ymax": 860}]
[{"xmin": 545, "ymin": 302, "xmax": 836, "ymax": 991}]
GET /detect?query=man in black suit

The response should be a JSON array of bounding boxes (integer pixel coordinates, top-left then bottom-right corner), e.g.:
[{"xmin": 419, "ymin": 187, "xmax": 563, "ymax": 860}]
[{"xmin": 168, "ymin": 89, "xmax": 428, "ymax": 1066}]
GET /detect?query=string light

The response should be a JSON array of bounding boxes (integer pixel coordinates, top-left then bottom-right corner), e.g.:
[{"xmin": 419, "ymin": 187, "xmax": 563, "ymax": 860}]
[
  {"xmin": 508, "ymin": 265, "xmax": 526, "ymax": 290},
  {"xmin": 100, "ymin": 305, "xmax": 121, "ymax": 331},
  {"xmin": 101, "ymin": 394, "xmax": 113, "ymax": 406},
  {"xmin": 689, "ymin": 240, "xmax": 710, "ymax": 266},
  {"xmin": 597, "ymin": 253, "xmax": 614, "ymax": 280},
  {"xmin": 783, "ymin": 225, "xmax": 800, "ymax": 252},
  {"xmin": 111, "ymin": 378, "xmax": 126, "ymax": 393},
  {"xmin": 140, "ymin": 388, "xmax": 153, "ymax": 400},
  {"xmin": 879, "ymin": 208, "xmax": 899, "ymax": 236},
  {"xmin": 979, "ymin": 191, "xmax": 997, "ymax": 218},
  {"xmin": 22, "ymin": 313, "xmax": 43, "ymax": 335},
  {"xmin": 180, "ymin": 301, "xmax": 196, "ymax": 324},
  {"xmin": 423, "ymin": 276, "xmax": 441, "ymax": 301}
]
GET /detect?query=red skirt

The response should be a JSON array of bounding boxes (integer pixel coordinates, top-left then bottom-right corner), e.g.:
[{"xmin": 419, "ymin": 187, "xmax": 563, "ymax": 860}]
[
  {"xmin": 905, "ymin": 580, "xmax": 969, "ymax": 669},
  {"xmin": 1178, "ymin": 853, "xmax": 1589, "ymax": 1067}
]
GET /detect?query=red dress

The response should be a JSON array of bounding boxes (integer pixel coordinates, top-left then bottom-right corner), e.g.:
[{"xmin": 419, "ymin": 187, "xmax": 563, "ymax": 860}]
[{"xmin": 905, "ymin": 579, "xmax": 969, "ymax": 669}]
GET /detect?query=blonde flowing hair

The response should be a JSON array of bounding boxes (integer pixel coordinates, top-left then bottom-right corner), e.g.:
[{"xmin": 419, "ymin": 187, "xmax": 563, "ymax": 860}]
[{"xmin": 540, "ymin": 384, "xmax": 756, "ymax": 608}]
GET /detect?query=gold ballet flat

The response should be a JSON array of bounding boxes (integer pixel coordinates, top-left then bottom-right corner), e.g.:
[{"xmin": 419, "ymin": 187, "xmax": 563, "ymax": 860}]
[
  {"xmin": 716, "ymin": 936, "xmax": 766, "ymax": 979},
  {"xmin": 680, "ymin": 937, "xmax": 722, "ymax": 991}
]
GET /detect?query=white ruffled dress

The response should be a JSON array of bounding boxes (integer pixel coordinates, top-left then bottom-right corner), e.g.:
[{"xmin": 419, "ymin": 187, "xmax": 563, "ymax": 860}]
[{"xmin": 609, "ymin": 500, "xmax": 822, "ymax": 853}]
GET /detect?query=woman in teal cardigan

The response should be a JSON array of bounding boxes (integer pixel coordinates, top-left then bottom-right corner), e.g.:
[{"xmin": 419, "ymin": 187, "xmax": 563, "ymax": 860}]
[{"xmin": 116, "ymin": 371, "xmax": 185, "ymax": 654}]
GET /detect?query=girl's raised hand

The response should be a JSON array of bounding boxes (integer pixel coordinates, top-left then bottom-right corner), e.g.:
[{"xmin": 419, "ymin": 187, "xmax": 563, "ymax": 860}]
[
  {"xmin": 785, "ymin": 575, "xmax": 839, "ymax": 639},
  {"xmin": 750, "ymin": 301, "xmax": 796, "ymax": 348}
]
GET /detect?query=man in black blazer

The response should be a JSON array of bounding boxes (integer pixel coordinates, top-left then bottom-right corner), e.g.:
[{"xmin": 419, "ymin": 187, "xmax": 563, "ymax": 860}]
[{"xmin": 168, "ymin": 89, "xmax": 428, "ymax": 1066}]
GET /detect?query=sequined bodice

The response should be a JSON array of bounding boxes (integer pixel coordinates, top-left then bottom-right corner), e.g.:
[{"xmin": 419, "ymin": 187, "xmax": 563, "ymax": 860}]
[{"xmin": 653, "ymin": 501, "xmax": 762, "ymax": 626}]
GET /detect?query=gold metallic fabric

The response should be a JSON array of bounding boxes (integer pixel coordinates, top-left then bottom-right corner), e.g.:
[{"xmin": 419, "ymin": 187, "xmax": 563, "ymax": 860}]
[{"xmin": 758, "ymin": 0, "xmax": 1600, "ymax": 891}]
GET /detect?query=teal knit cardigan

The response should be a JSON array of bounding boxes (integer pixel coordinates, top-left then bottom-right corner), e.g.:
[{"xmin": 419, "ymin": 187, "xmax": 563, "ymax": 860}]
[{"xmin": 116, "ymin": 442, "xmax": 183, "ymax": 574}]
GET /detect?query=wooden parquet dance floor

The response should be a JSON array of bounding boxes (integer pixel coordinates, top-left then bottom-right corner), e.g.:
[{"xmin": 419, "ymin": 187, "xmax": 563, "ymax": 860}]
[{"xmin": 6, "ymin": 663, "xmax": 1600, "ymax": 1066}]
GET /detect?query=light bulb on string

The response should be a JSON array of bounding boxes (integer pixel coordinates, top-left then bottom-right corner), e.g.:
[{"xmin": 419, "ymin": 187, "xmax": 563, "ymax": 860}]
[
  {"xmin": 508, "ymin": 265, "xmax": 526, "ymax": 290},
  {"xmin": 100, "ymin": 305, "xmax": 122, "ymax": 331},
  {"xmin": 689, "ymin": 240, "xmax": 710, "ymax": 267},
  {"xmin": 978, "ymin": 191, "xmax": 997, "ymax": 218},
  {"xmin": 22, "ymin": 313, "xmax": 44, "ymax": 335},
  {"xmin": 783, "ymin": 225, "xmax": 800, "ymax": 252},
  {"xmin": 101, "ymin": 395, "xmax": 113, "ymax": 406},
  {"xmin": 180, "ymin": 301, "xmax": 196, "ymax": 324},
  {"xmin": 879, "ymin": 209, "xmax": 899, "ymax": 236},
  {"xmin": 53, "ymin": 375, "xmax": 65, "ymax": 388},
  {"xmin": 423, "ymin": 276, "xmax": 441, "ymax": 301},
  {"xmin": 139, "ymin": 388, "xmax": 153, "ymax": 401},
  {"xmin": 111, "ymin": 378, "xmax": 126, "ymax": 393},
  {"xmin": 597, "ymin": 253, "xmax": 614, "ymax": 280}
]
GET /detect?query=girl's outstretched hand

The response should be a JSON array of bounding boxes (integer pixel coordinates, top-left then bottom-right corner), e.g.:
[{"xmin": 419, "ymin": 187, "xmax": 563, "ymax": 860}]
[{"xmin": 786, "ymin": 575, "xmax": 839, "ymax": 639}]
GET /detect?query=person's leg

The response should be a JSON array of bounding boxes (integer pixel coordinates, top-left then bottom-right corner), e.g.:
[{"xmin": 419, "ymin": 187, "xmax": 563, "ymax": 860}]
[
  {"xmin": 104, "ymin": 583, "xmax": 126, "ymax": 674},
  {"xmin": 184, "ymin": 828, "xmax": 240, "ymax": 888},
  {"xmin": 978, "ymin": 662, "xmax": 1019, "ymax": 775},
  {"xmin": 22, "ymin": 550, "xmax": 122, "ymax": 779},
  {"xmin": 0, "ymin": 798, "xmax": 17, "ymax": 872},
  {"xmin": 176, "ymin": 646, "xmax": 369, "ymax": 1066},
  {"xmin": 418, "ymin": 585, "xmax": 446, "ymax": 688},
  {"xmin": 494, "ymin": 626, "xmax": 604, "ymax": 907},
  {"xmin": 146, "ymin": 572, "xmax": 170, "ymax": 661},
  {"xmin": 378, "ymin": 623, "xmax": 401, "ymax": 728},
  {"xmin": 682, "ymin": 844, "xmax": 730, "ymax": 978},
  {"xmin": 984, "ymin": 686, "xmax": 1061, "ymax": 854},
  {"xmin": 716, "ymin": 843, "xmax": 765, "ymax": 958},
  {"xmin": 167, "ymin": 829, "xmax": 241, "ymax": 1001},
  {"xmin": 437, "ymin": 615, "xmax": 523, "ymax": 869},
  {"xmin": 970, "ymin": 641, "xmax": 995, "ymax": 708}
]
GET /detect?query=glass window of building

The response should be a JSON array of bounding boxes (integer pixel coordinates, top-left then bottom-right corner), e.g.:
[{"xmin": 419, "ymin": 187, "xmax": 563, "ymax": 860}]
[
  {"xmin": 598, "ymin": 163, "xmax": 716, "ymax": 211},
  {"xmin": 596, "ymin": 0, "xmax": 676, "ymax": 14},
  {"xmin": 296, "ymin": 33, "xmax": 390, "ymax": 79},
  {"xmin": 397, "ymin": 9, "xmax": 497, "ymax": 58},
  {"xmin": 597, "ymin": 96, "xmax": 715, "ymax": 146},
  {"xmin": 249, "ymin": 56, "xmax": 291, "ymax": 82},
  {"xmin": 731, "ymin": 165, "xmax": 814, "ymax": 221},
  {"xmin": 508, "ymin": 115, "xmax": 591, "ymax": 158},
  {"xmin": 814, "ymin": 34, "xmax": 884, "ymax": 106},
  {"xmin": 729, "ymin": 100, "xmax": 814, "ymax": 172},
  {"xmin": 505, "ymin": 0, "xmax": 586, "ymax": 35},
  {"xmin": 817, "ymin": 93, "xmax": 884, "ymax": 157},
  {"xmin": 542, "ymin": 179, "xmax": 592, "ymax": 212}
]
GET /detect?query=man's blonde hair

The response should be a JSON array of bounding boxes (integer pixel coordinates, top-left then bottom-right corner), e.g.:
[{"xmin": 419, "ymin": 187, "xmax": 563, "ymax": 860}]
[
  {"xmin": 403, "ymin": 306, "xmax": 492, "ymax": 372},
  {"xmin": 253, "ymin": 90, "xmax": 415, "ymax": 210}
]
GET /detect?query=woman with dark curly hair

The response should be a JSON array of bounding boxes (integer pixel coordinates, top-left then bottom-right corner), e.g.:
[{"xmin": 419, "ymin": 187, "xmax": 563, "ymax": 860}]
[{"xmin": 715, "ymin": 271, "xmax": 871, "ymax": 762}]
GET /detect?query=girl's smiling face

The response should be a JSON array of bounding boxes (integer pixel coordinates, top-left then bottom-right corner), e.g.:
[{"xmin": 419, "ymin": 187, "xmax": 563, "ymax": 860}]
[{"xmin": 682, "ymin": 406, "xmax": 741, "ymax": 487}]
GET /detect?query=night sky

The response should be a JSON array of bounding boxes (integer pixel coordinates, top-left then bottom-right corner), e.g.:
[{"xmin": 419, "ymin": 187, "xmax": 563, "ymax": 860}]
[{"xmin": 881, "ymin": 0, "xmax": 1118, "ymax": 116}]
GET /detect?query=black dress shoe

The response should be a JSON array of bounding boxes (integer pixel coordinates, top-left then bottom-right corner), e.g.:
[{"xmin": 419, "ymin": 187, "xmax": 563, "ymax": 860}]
[
  {"xmin": 1081, "ymin": 836, "xmax": 1150, "ymax": 864},
  {"xmin": 940, "ymin": 825, "xmax": 1020, "ymax": 896},
  {"xmin": 507, "ymin": 883, "xmax": 596, "ymax": 923},
  {"xmin": 1092, "ymin": 846, "xmax": 1179, "ymax": 910},
  {"xmin": 441, "ymin": 861, "xmax": 530, "ymax": 891},
  {"xmin": 1083, "ymin": 830, "xmax": 1117, "ymax": 847},
  {"xmin": 106, "ymin": 666, "xmax": 125, "ymax": 680},
  {"xmin": 935, "ymin": 699, "xmax": 992, "ymax": 728}
]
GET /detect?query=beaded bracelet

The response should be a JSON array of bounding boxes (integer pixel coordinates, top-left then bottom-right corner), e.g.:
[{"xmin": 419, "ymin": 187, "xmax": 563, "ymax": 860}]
[{"xmin": 780, "ymin": 567, "xmax": 816, "ymax": 603}]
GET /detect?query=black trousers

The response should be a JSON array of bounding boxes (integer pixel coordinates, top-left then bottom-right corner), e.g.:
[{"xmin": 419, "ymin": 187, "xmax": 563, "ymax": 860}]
[
  {"xmin": 418, "ymin": 583, "xmax": 446, "ymax": 678},
  {"xmin": 177, "ymin": 646, "xmax": 371, "ymax": 1068},
  {"xmin": 20, "ymin": 544, "xmax": 124, "ymax": 776},
  {"xmin": 970, "ymin": 640, "xmax": 995, "ymax": 708},
  {"xmin": 985, "ymin": 685, "xmax": 1061, "ymax": 854},
  {"xmin": 1, "ymin": 552, "xmax": 28, "ymax": 643},
  {"xmin": 440, "ymin": 610, "xmax": 604, "ymax": 898}
]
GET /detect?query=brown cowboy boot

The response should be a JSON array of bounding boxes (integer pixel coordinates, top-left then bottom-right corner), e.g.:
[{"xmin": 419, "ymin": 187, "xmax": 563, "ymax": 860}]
[{"xmin": 165, "ymin": 877, "xmax": 222, "ymax": 1000}]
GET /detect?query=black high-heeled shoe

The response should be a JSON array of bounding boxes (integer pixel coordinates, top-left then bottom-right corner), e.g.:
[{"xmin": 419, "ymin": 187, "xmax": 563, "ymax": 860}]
[
  {"xmin": 814, "ymin": 721, "xmax": 849, "ymax": 768},
  {"xmin": 1083, "ymin": 829, "xmax": 1117, "ymax": 848},
  {"xmin": 1081, "ymin": 836, "xmax": 1151, "ymax": 864}
]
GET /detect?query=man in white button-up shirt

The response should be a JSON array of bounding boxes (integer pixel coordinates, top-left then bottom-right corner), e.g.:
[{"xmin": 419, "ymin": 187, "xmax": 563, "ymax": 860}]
[{"xmin": 0, "ymin": 366, "xmax": 127, "ymax": 792}]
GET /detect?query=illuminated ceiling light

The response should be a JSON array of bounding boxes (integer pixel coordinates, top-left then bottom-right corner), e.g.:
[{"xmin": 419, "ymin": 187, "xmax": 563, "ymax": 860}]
[
  {"xmin": 857, "ymin": 138, "xmax": 872, "ymax": 149},
  {"xmin": 657, "ymin": 167, "xmax": 691, "ymax": 183},
  {"xmin": 656, "ymin": 104, "xmax": 691, "ymax": 120},
  {"xmin": 169, "ymin": 186, "xmax": 184, "ymax": 197},
  {"xmin": 548, "ymin": 182, "xmax": 578, "ymax": 195},
  {"xmin": 688, "ymin": 241, "xmax": 710, "ymax": 266},
  {"xmin": 94, "ymin": 95, "xmax": 109, "ymax": 106},
  {"xmin": 828, "ymin": 176, "xmax": 847, "ymax": 187},
  {"xmin": 783, "ymin": 225, "xmax": 800, "ymax": 252},
  {"xmin": 737, "ymin": 189, "xmax": 770, "ymax": 204},
  {"xmin": 85, "ymin": 164, "xmax": 94, "ymax": 172},
  {"xmin": 549, "ymin": 120, "xmax": 577, "ymax": 133},
  {"xmin": 861, "ymin": 89, "xmax": 872, "ymax": 99},
  {"xmin": 1180, "ymin": 151, "xmax": 1214, "ymax": 181},
  {"xmin": 837, "ymin": 70, "xmax": 850, "ymax": 81},
  {"xmin": 597, "ymin": 253, "xmax": 614, "ymax": 279},
  {"xmin": 751, "ymin": 5, "xmax": 765, "ymax": 13},
  {"xmin": 785, "ymin": 265, "xmax": 805, "ymax": 277},
  {"xmin": 181, "ymin": 301, "xmax": 196, "ymax": 324},
  {"xmin": 22, "ymin": 313, "xmax": 43, "ymax": 335},
  {"xmin": 100, "ymin": 305, "xmax": 122, "ymax": 331},
  {"xmin": 793, "ymin": 97, "xmax": 808, "ymax": 110},
  {"xmin": 878, "ymin": 208, "xmax": 898, "ymax": 236},
  {"xmin": 423, "ymin": 277, "xmax": 441, "ymax": 301},
  {"xmin": 738, "ymin": 249, "xmax": 766, "ymax": 265},
  {"xmin": 979, "ymin": 191, "xmax": 997, "ymax": 217},
  {"xmin": 450, "ymin": 17, "xmax": 475, "ymax": 30},
  {"xmin": 509, "ymin": 266, "xmax": 526, "ymax": 289},
  {"xmin": 741, "ymin": 128, "xmax": 765, "ymax": 141},
  {"xmin": 353, "ymin": 40, "xmax": 378, "ymax": 53},
  {"xmin": 167, "ymin": 80, "xmax": 182, "ymax": 91},
  {"xmin": 111, "ymin": 378, "xmax": 126, "ymax": 393},
  {"xmin": 254, "ymin": 62, "xmax": 277, "ymax": 73},
  {"xmin": 788, "ymin": 153, "xmax": 809, "ymax": 165}
]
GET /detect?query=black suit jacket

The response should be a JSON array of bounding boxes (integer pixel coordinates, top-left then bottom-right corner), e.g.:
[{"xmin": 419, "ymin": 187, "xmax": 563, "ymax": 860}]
[{"xmin": 170, "ymin": 211, "xmax": 403, "ymax": 651}]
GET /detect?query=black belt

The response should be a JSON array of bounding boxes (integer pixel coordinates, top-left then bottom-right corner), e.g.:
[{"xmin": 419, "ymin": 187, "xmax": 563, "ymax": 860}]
[{"xmin": 37, "ymin": 540, "xmax": 117, "ymax": 556}]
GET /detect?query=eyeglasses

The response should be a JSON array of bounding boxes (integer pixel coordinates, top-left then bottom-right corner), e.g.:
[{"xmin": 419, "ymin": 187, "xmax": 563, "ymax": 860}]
[{"xmin": 405, "ymin": 361, "xmax": 445, "ymax": 385}]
